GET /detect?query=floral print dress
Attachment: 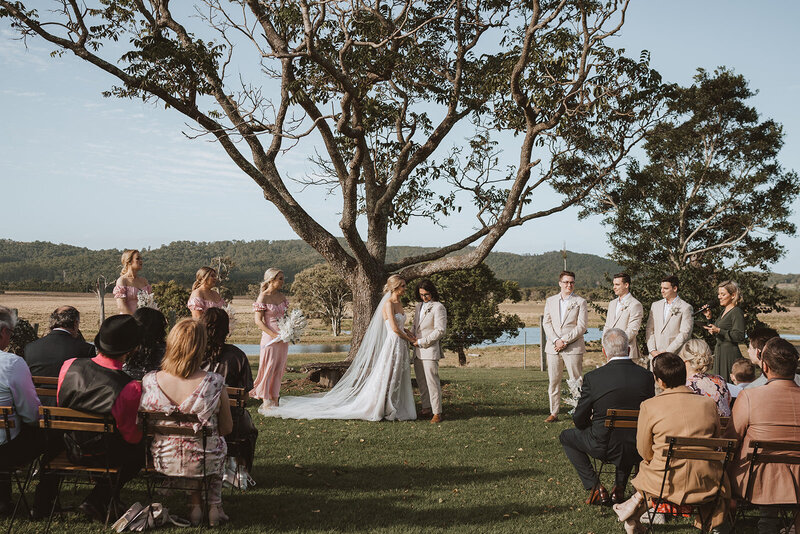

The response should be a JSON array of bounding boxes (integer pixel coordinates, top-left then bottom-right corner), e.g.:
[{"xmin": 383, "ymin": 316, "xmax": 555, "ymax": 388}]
[{"xmin": 686, "ymin": 373, "xmax": 732, "ymax": 417}]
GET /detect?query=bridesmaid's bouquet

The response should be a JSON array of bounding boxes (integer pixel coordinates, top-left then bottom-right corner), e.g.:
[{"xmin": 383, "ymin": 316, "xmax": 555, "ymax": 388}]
[
  {"xmin": 223, "ymin": 302, "xmax": 237, "ymax": 330},
  {"xmin": 266, "ymin": 309, "xmax": 308, "ymax": 345},
  {"xmin": 136, "ymin": 290, "xmax": 159, "ymax": 310}
]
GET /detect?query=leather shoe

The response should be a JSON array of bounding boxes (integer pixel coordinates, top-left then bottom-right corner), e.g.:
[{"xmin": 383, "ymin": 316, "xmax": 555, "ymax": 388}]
[
  {"xmin": 586, "ymin": 485, "xmax": 611, "ymax": 506},
  {"xmin": 611, "ymin": 485, "xmax": 625, "ymax": 504},
  {"xmin": 430, "ymin": 414, "xmax": 442, "ymax": 423},
  {"xmin": 544, "ymin": 414, "xmax": 558, "ymax": 423}
]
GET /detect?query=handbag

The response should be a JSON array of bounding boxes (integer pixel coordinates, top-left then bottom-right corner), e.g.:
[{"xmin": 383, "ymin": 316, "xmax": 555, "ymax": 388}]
[
  {"xmin": 222, "ymin": 457, "xmax": 256, "ymax": 490},
  {"xmin": 112, "ymin": 502, "xmax": 190, "ymax": 531}
]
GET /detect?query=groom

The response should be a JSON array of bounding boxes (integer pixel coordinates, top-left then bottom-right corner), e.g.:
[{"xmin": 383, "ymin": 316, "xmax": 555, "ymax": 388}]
[{"xmin": 412, "ymin": 280, "xmax": 447, "ymax": 423}]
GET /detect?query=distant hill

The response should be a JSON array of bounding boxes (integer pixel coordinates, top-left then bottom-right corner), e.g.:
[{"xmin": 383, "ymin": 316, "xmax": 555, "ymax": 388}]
[{"xmin": 0, "ymin": 238, "xmax": 621, "ymax": 290}]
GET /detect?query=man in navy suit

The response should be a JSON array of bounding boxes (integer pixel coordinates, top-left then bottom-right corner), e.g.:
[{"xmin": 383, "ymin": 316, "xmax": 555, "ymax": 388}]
[
  {"xmin": 24, "ymin": 306, "xmax": 95, "ymax": 378},
  {"xmin": 559, "ymin": 328, "xmax": 655, "ymax": 506}
]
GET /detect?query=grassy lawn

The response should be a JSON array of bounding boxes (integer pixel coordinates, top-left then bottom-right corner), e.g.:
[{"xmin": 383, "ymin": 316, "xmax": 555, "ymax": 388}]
[{"xmin": 3, "ymin": 366, "xmax": 761, "ymax": 533}]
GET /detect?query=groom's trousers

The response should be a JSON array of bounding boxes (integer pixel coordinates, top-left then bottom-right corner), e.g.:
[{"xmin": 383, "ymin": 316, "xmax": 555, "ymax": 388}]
[{"xmin": 413, "ymin": 359, "xmax": 442, "ymax": 415}]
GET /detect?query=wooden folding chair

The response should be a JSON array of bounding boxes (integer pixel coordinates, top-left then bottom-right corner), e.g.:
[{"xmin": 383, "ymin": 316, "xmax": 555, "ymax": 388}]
[
  {"xmin": 37, "ymin": 406, "xmax": 120, "ymax": 532},
  {"xmin": 1, "ymin": 406, "xmax": 39, "ymax": 534},
  {"xmin": 222, "ymin": 387, "xmax": 251, "ymax": 492},
  {"xmin": 643, "ymin": 436, "xmax": 738, "ymax": 533},
  {"xmin": 733, "ymin": 440, "xmax": 800, "ymax": 531},
  {"xmin": 139, "ymin": 410, "xmax": 213, "ymax": 525}
]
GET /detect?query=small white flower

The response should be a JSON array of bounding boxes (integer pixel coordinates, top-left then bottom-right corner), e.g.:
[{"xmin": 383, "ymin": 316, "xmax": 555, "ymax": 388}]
[
  {"xmin": 273, "ymin": 309, "xmax": 309, "ymax": 344},
  {"xmin": 671, "ymin": 307, "xmax": 681, "ymax": 317}
]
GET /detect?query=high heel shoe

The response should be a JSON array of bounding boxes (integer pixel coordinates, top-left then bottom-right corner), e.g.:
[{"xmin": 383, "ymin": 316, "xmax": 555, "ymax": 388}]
[
  {"xmin": 188, "ymin": 505, "xmax": 203, "ymax": 526},
  {"xmin": 208, "ymin": 505, "xmax": 229, "ymax": 526},
  {"xmin": 613, "ymin": 492, "xmax": 643, "ymax": 522}
]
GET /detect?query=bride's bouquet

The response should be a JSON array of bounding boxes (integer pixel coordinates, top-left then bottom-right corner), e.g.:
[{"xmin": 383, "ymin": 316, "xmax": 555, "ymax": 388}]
[
  {"xmin": 137, "ymin": 290, "xmax": 159, "ymax": 310},
  {"xmin": 265, "ymin": 308, "xmax": 308, "ymax": 346}
]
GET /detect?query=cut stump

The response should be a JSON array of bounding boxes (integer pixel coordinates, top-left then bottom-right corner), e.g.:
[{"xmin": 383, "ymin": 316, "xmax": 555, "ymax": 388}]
[{"xmin": 300, "ymin": 361, "xmax": 351, "ymax": 388}]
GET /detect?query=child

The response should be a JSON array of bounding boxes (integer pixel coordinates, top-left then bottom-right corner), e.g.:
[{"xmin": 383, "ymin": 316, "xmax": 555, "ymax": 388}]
[{"xmin": 727, "ymin": 358, "xmax": 756, "ymax": 398}]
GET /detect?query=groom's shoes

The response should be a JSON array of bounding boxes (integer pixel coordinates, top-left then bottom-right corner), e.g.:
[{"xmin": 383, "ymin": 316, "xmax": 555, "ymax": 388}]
[
  {"xmin": 430, "ymin": 414, "xmax": 442, "ymax": 423},
  {"xmin": 544, "ymin": 414, "xmax": 558, "ymax": 423}
]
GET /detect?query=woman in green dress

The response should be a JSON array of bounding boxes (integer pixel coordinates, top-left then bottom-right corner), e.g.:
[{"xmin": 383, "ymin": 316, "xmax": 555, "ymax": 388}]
[{"xmin": 701, "ymin": 280, "xmax": 746, "ymax": 382}]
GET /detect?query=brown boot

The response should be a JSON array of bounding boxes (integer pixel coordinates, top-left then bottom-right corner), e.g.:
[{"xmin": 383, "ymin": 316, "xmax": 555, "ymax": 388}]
[{"xmin": 430, "ymin": 414, "xmax": 442, "ymax": 423}]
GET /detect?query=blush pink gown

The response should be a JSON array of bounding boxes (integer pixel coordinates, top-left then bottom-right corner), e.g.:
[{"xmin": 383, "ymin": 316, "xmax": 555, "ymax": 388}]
[{"xmin": 250, "ymin": 299, "xmax": 289, "ymax": 402}]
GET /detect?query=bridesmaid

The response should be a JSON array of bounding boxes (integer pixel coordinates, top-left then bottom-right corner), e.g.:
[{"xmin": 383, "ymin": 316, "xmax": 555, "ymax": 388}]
[
  {"xmin": 702, "ymin": 279, "xmax": 746, "ymax": 382},
  {"xmin": 187, "ymin": 267, "xmax": 226, "ymax": 319},
  {"xmin": 113, "ymin": 249, "xmax": 152, "ymax": 314},
  {"xmin": 250, "ymin": 268, "xmax": 289, "ymax": 414}
]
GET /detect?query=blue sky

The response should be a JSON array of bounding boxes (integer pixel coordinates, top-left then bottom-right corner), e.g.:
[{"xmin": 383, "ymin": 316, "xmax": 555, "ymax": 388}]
[{"xmin": 1, "ymin": 1, "xmax": 798, "ymax": 272}]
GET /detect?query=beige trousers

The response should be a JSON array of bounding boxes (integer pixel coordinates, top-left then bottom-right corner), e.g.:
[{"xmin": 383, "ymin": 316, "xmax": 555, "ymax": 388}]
[
  {"xmin": 413, "ymin": 358, "xmax": 442, "ymax": 415},
  {"xmin": 546, "ymin": 351, "xmax": 583, "ymax": 415}
]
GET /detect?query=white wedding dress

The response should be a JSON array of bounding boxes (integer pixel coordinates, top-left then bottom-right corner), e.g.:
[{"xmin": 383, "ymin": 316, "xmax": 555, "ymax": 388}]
[{"xmin": 261, "ymin": 294, "xmax": 417, "ymax": 421}]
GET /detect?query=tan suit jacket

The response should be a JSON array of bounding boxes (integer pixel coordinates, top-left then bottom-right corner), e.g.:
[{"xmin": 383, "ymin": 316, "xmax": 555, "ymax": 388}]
[
  {"xmin": 632, "ymin": 387, "xmax": 723, "ymax": 503},
  {"xmin": 727, "ymin": 379, "xmax": 800, "ymax": 505},
  {"xmin": 542, "ymin": 293, "xmax": 588, "ymax": 355},
  {"xmin": 412, "ymin": 301, "xmax": 447, "ymax": 361},
  {"xmin": 645, "ymin": 296, "xmax": 694, "ymax": 354},
  {"xmin": 604, "ymin": 295, "xmax": 643, "ymax": 361}
]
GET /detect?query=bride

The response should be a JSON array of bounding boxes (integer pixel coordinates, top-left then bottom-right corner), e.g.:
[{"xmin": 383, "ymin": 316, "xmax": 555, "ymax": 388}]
[{"xmin": 260, "ymin": 275, "xmax": 417, "ymax": 421}]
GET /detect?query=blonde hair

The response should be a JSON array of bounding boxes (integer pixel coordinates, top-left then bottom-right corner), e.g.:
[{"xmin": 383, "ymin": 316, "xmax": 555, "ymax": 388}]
[
  {"xmin": 120, "ymin": 249, "xmax": 140, "ymax": 277},
  {"xmin": 161, "ymin": 318, "xmax": 207, "ymax": 379},
  {"xmin": 679, "ymin": 339, "xmax": 714, "ymax": 374},
  {"xmin": 260, "ymin": 268, "xmax": 283, "ymax": 293},
  {"xmin": 718, "ymin": 280, "xmax": 742, "ymax": 306},
  {"xmin": 383, "ymin": 274, "xmax": 406, "ymax": 294},
  {"xmin": 192, "ymin": 266, "xmax": 218, "ymax": 291}
]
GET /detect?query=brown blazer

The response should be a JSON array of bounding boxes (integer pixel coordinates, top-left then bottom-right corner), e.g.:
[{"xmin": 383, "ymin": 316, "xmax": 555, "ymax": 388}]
[
  {"xmin": 727, "ymin": 379, "xmax": 800, "ymax": 505},
  {"xmin": 632, "ymin": 387, "xmax": 723, "ymax": 503}
]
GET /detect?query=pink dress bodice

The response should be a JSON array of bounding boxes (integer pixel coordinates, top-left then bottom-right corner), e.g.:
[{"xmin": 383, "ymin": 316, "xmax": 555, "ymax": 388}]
[
  {"xmin": 113, "ymin": 284, "xmax": 152, "ymax": 303},
  {"xmin": 253, "ymin": 300, "xmax": 289, "ymax": 334},
  {"xmin": 187, "ymin": 294, "xmax": 225, "ymax": 312}
]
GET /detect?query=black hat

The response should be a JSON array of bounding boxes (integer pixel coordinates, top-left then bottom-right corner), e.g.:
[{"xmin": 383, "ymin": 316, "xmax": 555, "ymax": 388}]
[{"xmin": 94, "ymin": 315, "xmax": 141, "ymax": 357}]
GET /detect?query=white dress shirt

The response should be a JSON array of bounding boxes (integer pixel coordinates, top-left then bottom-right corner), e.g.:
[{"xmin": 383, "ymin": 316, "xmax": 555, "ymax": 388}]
[
  {"xmin": 559, "ymin": 294, "xmax": 573, "ymax": 322},
  {"xmin": 663, "ymin": 296, "xmax": 677, "ymax": 322},
  {"xmin": 615, "ymin": 293, "xmax": 631, "ymax": 320},
  {"xmin": 0, "ymin": 349, "xmax": 40, "ymax": 446}
]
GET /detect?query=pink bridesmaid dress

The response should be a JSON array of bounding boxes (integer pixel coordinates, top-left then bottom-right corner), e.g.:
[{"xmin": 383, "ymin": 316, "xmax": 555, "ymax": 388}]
[{"xmin": 250, "ymin": 299, "xmax": 289, "ymax": 402}]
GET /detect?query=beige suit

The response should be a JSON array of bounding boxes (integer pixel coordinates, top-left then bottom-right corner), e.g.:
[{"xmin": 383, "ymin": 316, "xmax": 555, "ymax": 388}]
[
  {"xmin": 645, "ymin": 296, "xmax": 693, "ymax": 357},
  {"xmin": 604, "ymin": 294, "xmax": 643, "ymax": 362},
  {"xmin": 542, "ymin": 293, "xmax": 588, "ymax": 415},
  {"xmin": 727, "ymin": 379, "xmax": 800, "ymax": 505},
  {"xmin": 412, "ymin": 301, "xmax": 447, "ymax": 415},
  {"xmin": 632, "ymin": 387, "xmax": 728, "ymax": 528}
]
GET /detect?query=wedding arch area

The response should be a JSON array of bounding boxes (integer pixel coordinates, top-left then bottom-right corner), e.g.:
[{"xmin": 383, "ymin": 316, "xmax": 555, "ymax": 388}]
[{"xmin": 0, "ymin": 0, "xmax": 664, "ymax": 357}]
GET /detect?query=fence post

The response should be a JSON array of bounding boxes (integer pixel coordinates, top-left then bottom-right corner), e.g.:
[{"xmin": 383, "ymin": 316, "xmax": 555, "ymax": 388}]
[
  {"xmin": 523, "ymin": 330, "xmax": 526, "ymax": 369},
  {"xmin": 539, "ymin": 314, "xmax": 546, "ymax": 372}
]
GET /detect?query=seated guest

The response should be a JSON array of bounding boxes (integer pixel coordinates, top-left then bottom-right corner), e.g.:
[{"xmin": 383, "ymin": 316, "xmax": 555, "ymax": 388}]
[
  {"xmin": 726, "ymin": 358, "xmax": 756, "ymax": 399},
  {"xmin": 139, "ymin": 319, "xmax": 232, "ymax": 526},
  {"xmin": 679, "ymin": 339, "xmax": 732, "ymax": 417},
  {"xmin": 613, "ymin": 352, "xmax": 728, "ymax": 534},
  {"xmin": 0, "ymin": 307, "xmax": 41, "ymax": 516},
  {"xmin": 200, "ymin": 308, "xmax": 257, "ymax": 473},
  {"xmin": 123, "ymin": 307, "xmax": 167, "ymax": 380},
  {"xmin": 743, "ymin": 327, "xmax": 800, "ymax": 389},
  {"xmin": 559, "ymin": 328, "xmax": 655, "ymax": 506},
  {"xmin": 728, "ymin": 338, "xmax": 800, "ymax": 534},
  {"xmin": 24, "ymin": 306, "xmax": 95, "ymax": 379},
  {"xmin": 56, "ymin": 315, "xmax": 144, "ymax": 521}
]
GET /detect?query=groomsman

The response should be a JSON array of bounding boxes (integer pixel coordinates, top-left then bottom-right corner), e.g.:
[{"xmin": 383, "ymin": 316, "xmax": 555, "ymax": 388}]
[
  {"xmin": 645, "ymin": 275, "xmax": 693, "ymax": 365},
  {"xmin": 412, "ymin": 280, "xmax": 447, "ymax": 423},
  {"xmin": 542, "ymin": 271, "xmax": 588, "ymax": 422},
  {"xmin": 604, "ymin": 273, "xmax": 644, "ymax": 365}
]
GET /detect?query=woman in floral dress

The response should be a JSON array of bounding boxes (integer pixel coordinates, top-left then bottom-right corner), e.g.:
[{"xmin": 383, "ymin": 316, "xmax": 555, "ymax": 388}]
[
  {"xmin": 679, "ymin": 339, "xmax": 732, "ymax": 417},
  {"xmin": 139, "ymin": 319, "xmax": 233, "ymax": 526},
  {"xmin": 187, "ymin": 267, "xmax": 226, "ymax": 319},
  {"xmin": 250, "ymin": 268, "xmax": 289, "ymax": 414},
  {"xmin": 113, "ymin": 249, "xmax": 152, "ymax": 314}
]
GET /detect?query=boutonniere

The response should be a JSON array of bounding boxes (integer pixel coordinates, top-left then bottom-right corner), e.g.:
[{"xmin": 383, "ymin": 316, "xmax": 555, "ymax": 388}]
[
  {"xmin": 618, "ymin": 300, "xmax": 629, "ymax": 312},
  {"xmin": 670, "ymin": 307, "xmax": 681, "ymax": 317},
  {"xmin": 566, "ymin": 300, "xmax": 579, "ymax": 313}
]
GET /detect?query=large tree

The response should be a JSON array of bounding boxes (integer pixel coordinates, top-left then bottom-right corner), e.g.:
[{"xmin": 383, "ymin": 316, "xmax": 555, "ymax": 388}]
[
  {"xmin": 292, "ymin": 263, "xmax": 352, "ymax": 336},
  {"xmin": 581, "ymin": 68, "xmax": 798, "ymax": 337},
  {"xmin": 1, "ymin": 1, "xmax": 664, "ymax": 356}
]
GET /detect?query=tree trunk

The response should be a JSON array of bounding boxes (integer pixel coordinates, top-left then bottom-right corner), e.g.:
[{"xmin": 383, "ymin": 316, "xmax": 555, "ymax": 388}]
[
  {"xmin": 346, "ymin": 269, "xmax": 385, "ymax": 361},
  {"xmin": 458, "ymin": 348, "xmax": 467, "ymax": 366}
]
